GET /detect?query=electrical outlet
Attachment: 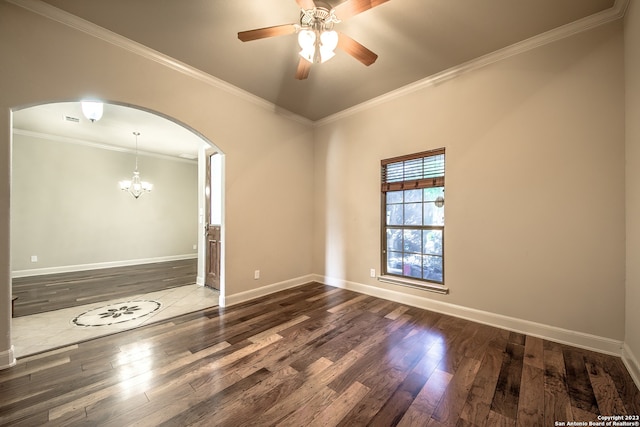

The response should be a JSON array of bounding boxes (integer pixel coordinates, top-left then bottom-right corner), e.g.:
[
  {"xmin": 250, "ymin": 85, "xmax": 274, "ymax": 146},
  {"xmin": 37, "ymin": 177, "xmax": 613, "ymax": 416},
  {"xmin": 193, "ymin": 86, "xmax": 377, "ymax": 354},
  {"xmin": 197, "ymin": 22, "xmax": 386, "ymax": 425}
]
[
  {"xmin": 254, "ymin": 270, "xmax": 260, "ymax": 280},
  {"xmin": 31, "ymin": 255, "xmax": 38, "ymax": 263},
  {"xmin": 370, "ymin": 268, "xmax": 376, "ymax": 278},
  {"xmin": 192, "ymin": 244, "xmax": 197, "ymax": 250}
]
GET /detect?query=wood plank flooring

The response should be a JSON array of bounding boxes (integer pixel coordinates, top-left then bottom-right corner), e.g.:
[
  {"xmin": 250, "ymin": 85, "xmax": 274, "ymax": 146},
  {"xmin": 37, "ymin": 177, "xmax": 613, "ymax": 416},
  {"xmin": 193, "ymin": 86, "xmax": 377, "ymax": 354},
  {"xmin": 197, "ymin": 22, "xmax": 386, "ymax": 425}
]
[
  {"xmin": 11, "ymin": 259, "xmax": 197, "ymax": 317},
  {"xmin": 1, "ymin": 282, "xmax": 638, "ymax": 426}
]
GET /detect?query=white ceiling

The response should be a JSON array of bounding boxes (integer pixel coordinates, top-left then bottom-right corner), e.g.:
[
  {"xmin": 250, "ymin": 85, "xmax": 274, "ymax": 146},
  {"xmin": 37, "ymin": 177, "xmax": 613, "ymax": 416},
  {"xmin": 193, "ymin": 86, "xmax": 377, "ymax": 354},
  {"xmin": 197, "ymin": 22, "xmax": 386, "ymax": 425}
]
[
  {"xmin": 13, "ymin": 102, "xmax": 206, "ymax": 159},
  {"xmin": 11, "ymin": 0, "xmax": 622, "ymax": 156}
]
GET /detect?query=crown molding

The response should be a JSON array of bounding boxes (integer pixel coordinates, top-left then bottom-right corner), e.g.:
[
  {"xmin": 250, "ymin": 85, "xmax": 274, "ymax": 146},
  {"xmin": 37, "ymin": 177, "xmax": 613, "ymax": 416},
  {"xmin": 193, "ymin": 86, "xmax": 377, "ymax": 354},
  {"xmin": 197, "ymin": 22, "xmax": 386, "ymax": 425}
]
[
  {"xmin": 12, "ymin": 128, "xmax": 197, "ymax": 164},
  {"xmin": 6, "ymin": 0, "xmax": 314, "ymax": 128},
  {"xmin": 8, "ymin": 0, "xmax": 629, "ymax": 127},
  {"xmin": 315, "ymin": 0, "xmax": 630, "ymax": 126}
]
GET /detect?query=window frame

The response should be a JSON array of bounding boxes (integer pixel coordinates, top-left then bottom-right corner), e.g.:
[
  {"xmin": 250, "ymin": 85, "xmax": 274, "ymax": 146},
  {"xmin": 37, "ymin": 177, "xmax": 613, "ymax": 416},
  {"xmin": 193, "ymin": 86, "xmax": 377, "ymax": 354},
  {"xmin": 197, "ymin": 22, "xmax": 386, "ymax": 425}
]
[{"xmin": 379, "ymin": 148, "xmax": 448, "ymax": 294}]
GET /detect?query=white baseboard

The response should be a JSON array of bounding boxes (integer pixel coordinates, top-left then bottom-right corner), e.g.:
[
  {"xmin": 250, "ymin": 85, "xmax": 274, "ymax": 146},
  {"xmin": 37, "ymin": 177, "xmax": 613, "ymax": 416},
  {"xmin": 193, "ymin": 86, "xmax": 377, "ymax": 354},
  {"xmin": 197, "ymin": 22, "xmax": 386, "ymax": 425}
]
[
  {"xmin": 623, "ymin": 343, "xmax": 640, "ymax": 389},
  {"xmin": 11, "ymin": 254, "xmax": 197, "ymax": 278},
  {"xmin": 0, "ymin": 345, "xmax": 16, "ymax": 371},
  {"xmin": 222, "ymin": 274, "xmax": 316, "ymax": 307},
  {"xmin": 314, "ymin": 275, "xmax": 624, "ymax": 357}
]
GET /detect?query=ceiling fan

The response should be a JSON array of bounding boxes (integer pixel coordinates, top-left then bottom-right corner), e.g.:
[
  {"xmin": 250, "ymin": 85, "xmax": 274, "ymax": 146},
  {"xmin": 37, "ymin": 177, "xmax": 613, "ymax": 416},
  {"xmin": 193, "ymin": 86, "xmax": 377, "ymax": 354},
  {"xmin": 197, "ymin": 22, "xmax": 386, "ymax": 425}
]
[{"xmin": 238, "ymin": 0, "xmax": 389, "ymax": 80}]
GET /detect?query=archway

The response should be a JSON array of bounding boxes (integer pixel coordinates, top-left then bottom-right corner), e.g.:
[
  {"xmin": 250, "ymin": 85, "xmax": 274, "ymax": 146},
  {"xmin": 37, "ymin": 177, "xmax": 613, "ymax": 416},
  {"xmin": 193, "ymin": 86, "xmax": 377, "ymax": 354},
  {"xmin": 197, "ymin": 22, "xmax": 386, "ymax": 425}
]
[{"xmin": 9, "ymin": 100, "xmax": 225, "ymax": 357}]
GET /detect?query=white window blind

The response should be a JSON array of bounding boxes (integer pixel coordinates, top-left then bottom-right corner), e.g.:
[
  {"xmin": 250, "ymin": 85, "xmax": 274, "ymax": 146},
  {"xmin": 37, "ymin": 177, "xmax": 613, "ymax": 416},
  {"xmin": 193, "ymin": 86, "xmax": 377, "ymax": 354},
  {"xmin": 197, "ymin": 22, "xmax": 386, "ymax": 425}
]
[{"xmin": 381, "ymin": 148, "xmax": 445, "ymax": 192}]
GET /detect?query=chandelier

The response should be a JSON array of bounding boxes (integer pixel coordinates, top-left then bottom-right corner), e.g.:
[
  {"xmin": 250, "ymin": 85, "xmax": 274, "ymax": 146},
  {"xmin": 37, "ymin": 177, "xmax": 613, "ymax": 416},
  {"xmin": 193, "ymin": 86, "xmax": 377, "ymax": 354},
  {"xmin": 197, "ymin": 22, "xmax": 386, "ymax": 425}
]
[{"xmin": 119, "ymin": 132, "xmax": 153, "ymax": 199}]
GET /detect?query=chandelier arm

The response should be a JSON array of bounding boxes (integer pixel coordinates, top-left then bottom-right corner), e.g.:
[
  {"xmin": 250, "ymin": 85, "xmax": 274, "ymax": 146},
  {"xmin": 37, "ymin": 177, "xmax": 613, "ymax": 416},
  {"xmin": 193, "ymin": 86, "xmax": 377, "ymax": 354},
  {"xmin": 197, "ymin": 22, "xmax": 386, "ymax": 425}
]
[{"xmin": 134, "ymin": 131, "xmax": 140, "ymax": 172}]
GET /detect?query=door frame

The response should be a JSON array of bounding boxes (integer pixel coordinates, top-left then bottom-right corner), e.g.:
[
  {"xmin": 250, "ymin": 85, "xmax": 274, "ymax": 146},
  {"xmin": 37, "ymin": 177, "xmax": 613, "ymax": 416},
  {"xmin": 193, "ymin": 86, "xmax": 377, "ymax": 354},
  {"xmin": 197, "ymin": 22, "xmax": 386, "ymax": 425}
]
[{"xmin": 198, "ymin": 147, "xmax": 225, "ymax": 304}]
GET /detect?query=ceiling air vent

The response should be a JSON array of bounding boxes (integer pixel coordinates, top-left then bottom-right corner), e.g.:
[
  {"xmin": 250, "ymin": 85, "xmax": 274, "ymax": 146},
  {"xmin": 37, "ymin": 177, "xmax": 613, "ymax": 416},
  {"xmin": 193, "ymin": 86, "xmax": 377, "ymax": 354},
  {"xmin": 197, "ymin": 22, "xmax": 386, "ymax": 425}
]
[{"xmin": 63, "ymin": 115, "xmax": 80, "ymax": 123}]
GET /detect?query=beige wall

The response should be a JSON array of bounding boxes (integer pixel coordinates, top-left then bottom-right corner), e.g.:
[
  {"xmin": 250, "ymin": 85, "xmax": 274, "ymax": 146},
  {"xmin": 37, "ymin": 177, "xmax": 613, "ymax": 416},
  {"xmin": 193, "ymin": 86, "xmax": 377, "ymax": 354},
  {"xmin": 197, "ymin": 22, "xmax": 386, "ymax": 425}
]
[
  {"xmin": 0, "ymin": 0, "xmax": 635, "ymax": 374},
  {"xmin": 11, "ymin": 133, "xmax": 198, "ymax": 272},
  {"xmin": 625, "ymin": 1, "xmax": 640, "ymax": 376},
  {"xmin": 314, "ymin": 21, "xmax": 625, "ymax": 341},
  {"xmin": 0, "ymin": 2, "xmax": 315, "ymax": 366}
]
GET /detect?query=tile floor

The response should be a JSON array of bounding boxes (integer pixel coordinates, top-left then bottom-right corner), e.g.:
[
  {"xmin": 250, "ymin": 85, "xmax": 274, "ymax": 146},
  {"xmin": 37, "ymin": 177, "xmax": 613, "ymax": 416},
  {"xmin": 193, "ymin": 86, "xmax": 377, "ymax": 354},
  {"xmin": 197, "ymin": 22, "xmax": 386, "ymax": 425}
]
[{"xmin": 11, "ymin": 284, "xmax": 220, "ymax": 358}]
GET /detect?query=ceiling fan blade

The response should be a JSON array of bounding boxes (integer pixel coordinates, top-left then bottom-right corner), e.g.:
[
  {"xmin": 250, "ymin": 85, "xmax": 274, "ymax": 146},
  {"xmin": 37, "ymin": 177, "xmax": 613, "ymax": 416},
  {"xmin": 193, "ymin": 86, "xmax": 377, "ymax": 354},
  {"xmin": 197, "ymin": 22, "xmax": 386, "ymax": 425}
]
[
  {"xmin": 238, "ymin": 24, "xmax": 297, "ymax": 42},
  {"xmin": 295, "ymin": 58, "xmax": 311, "ymax": 80},
  {"xmin": 337, "ymin": 32, "xmax": 378, "ymax": 66},
  {"xmin": 333, "ymin": 0, "xmax": 390, "ymax": 20},
  {"xmin": 296, "ymin": 0, "xmax": 316, "ymax": 10}
]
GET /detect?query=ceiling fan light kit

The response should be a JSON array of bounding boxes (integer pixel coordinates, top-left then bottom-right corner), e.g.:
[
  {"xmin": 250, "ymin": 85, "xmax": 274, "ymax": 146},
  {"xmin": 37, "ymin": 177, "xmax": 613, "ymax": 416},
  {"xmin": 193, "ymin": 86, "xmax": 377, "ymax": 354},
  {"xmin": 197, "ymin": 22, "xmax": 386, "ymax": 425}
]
[
  {"xmin": 297, "ymin": 6, "xmax": 339, "ymax": 64},
  {"xmin": 238, "ymin": 0, "xmax": 387, "ymax": 79},
  {"xmin": 297, "ymin": 27, "xmax": 338, "ymax": 63}
]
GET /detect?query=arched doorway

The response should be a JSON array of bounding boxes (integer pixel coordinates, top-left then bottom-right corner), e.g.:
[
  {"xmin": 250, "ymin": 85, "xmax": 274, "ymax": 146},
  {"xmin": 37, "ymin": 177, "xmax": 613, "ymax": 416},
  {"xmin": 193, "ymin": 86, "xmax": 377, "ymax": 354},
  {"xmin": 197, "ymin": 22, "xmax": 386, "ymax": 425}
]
[{"xmin": 9, "ymin": 101, "xmax": 224, "ymax": 357}]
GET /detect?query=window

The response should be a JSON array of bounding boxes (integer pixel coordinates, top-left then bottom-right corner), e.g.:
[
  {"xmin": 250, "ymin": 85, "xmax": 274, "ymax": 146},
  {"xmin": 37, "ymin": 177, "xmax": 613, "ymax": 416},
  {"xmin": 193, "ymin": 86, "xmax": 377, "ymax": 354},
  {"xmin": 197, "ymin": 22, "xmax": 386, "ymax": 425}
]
[{"xmin": 381, "ymin": 148, "xmax": 445, "ymax": 289}]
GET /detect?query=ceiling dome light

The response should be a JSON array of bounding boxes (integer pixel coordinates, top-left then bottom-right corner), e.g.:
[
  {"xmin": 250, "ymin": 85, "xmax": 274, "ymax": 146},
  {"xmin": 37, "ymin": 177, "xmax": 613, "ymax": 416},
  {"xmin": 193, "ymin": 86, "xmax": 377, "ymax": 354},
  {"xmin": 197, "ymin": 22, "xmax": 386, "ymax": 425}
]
[{"xmin": 81, "ymin": 101, "xmax": 103, "ymax": 122}]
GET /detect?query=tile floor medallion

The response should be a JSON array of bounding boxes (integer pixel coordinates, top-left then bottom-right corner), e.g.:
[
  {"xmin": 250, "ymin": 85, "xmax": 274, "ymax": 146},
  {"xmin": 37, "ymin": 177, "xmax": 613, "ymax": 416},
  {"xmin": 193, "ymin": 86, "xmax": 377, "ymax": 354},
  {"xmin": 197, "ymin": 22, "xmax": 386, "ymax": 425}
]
[
  {"xmin": 12, "ymin": 284, "xmax": 220, "ymax": 358},
  {"xmin": 72, "ymin": 300, "xmax": 162, "ymax": 327}
]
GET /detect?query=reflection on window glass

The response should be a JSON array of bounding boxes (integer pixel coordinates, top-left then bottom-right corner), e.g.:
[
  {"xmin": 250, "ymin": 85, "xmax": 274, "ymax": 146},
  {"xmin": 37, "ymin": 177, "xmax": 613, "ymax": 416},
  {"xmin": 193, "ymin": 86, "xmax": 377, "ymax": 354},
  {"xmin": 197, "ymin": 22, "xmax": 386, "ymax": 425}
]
[
  {"xmin": 424, "ymin": 203, "xmax": 444, "ymax": 226},
  {"xmin": 403, "ymin": 254, "xmax": 422, "ymax": 279},
  {"xmin": 423, "ymin": 255, "xmax": 443, "ymax": 282},
  {"xmin": 403, "ymin": 229, "xmax": 422, "ymax": 253},
  {"xmin": 387, "ymin": 229, "xmax": 402, "ymax": 251},
  {"xmin": 423, "ymin": 187, "xmax": 444, "ymax": 201},
  {"xmin": 387, "ymin": 191, "xmax": 403, "ymax": 204},
  {"xmin": 423, "ymin": 229, "xmax": 443, "ymax": 256},
  {"xmin": 387, "ymin": 251, "xmax": 403, "ymax": 275},
  {"xmin": 404, "ymin": 189, "xmax": 422, "ymax": 203},
  {"xmin": 386, "ymin": 205, "xmax": 403, "ymax": 225},
  {"xmin": 404, "ymin": 203, "xmax": 422, "ymax": 225}
]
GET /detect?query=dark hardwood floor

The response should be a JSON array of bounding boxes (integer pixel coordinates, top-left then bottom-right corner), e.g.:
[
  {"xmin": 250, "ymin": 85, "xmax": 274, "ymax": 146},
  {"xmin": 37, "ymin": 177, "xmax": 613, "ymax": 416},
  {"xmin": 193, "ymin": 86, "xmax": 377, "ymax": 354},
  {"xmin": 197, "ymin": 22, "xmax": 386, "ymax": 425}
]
[
  {"xmin": 1, "ymin": 282, "xmax": 638, "ymax": 426},
  {"xmin": 11, "ymin": 259, "xmax": 197, "ymax": 317}
]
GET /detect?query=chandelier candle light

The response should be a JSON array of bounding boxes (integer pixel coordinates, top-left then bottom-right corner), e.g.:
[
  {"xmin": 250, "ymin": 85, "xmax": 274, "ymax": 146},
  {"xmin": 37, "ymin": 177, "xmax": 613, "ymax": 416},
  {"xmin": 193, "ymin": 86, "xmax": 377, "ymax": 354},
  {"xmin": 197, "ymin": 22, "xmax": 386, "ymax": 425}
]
[{"xmin": 119, "ymin": 131, "xmax": 153, "ymax": 199}]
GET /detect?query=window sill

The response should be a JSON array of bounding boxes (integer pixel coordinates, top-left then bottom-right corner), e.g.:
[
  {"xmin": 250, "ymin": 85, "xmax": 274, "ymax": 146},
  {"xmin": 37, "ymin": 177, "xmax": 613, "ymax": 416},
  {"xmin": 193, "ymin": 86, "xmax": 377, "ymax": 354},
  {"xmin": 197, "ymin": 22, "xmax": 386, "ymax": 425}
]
[{"xmin": 378, "ymin": 275, "xmax": 449, "ymax": 295}]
